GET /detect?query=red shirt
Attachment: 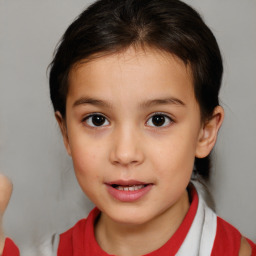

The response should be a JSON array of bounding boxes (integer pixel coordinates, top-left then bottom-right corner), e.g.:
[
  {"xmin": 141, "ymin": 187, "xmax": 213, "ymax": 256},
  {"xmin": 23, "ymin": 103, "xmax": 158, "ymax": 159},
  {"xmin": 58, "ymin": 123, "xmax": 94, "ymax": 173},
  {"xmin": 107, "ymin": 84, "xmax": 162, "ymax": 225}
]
[
  {"xmin": 58, "ymin": 187, "xmax": 256, "ymax": 256},
  {"xmin": 3, "ymin": 187, "xmax": 256, "ymax": 255},
  {"xmin": 2, "ymin": 238, "xmax": 20, "ymax": 256}
]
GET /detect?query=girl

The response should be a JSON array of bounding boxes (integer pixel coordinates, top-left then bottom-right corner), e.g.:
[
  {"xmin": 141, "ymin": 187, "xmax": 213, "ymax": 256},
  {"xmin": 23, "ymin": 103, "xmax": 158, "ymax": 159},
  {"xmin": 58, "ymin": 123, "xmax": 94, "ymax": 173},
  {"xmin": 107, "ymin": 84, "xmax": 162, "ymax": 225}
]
[{"xmin": 1, "ymin": 0, "xmax": 255, "ymax": 255}]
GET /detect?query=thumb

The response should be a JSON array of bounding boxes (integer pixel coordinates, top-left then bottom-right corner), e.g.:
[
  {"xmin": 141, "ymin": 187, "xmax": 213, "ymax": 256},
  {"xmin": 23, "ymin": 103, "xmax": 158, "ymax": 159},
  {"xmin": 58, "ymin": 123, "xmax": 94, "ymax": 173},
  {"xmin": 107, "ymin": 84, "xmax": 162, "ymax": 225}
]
[
  {"xmin": 0, "ymin": 174, "xmax": 13, "ymax": 254},
  {"xmin": 0, "ymin": 174, "xmax": 13, "ymax": 216}
]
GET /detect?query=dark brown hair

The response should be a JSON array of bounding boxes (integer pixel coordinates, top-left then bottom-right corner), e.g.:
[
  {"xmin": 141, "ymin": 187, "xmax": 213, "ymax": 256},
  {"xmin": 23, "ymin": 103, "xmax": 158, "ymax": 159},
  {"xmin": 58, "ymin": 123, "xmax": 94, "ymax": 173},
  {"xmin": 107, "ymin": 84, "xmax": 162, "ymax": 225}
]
[{"xmin": 49, "ymin": 0, "xmax": 223, "ymax": 180}]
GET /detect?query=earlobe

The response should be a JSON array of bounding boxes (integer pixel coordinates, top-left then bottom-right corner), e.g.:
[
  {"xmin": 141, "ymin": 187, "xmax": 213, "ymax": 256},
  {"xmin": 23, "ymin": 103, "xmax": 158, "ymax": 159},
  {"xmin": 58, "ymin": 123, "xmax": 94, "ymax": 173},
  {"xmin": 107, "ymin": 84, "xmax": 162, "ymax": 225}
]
[
  {"xmin": 196, "ymin": 106, "xmax": 224, "ymax": 158},
  {"xmin": 55, "ymin": 111, "xmax": 72, "ymax": 156}
]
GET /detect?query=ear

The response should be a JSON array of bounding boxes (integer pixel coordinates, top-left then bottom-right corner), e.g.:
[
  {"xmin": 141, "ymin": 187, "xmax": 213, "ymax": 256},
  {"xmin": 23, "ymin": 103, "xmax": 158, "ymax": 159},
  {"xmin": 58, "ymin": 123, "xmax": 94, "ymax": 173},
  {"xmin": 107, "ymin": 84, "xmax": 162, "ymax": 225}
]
[
  {"xmin": 196, "ymin": 106, "xmax": 224, "ymax": 158},
  {"xmin": 55, "ymin": 111, "xmax": 71, "ymax": 156}
]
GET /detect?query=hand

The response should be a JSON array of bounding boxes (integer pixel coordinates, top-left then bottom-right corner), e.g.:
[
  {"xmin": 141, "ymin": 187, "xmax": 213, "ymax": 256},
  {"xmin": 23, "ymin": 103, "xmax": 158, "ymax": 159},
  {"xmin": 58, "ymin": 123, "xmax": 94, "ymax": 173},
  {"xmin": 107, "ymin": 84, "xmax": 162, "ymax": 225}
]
[{"xmin": 0, "ymin": 174, "xmax": 13, "ymax": 254}]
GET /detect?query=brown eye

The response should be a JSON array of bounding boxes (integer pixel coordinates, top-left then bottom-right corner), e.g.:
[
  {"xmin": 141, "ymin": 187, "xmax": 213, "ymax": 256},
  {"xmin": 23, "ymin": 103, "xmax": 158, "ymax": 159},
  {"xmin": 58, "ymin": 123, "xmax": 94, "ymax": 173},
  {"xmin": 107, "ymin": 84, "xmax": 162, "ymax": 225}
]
[
  {"xmin": 85, "ymin": 114, "xmax": 109, "ymax": 127},
  {"xmin": 147, "ymin": 114, "xmax": 172, "ymax": 127}
]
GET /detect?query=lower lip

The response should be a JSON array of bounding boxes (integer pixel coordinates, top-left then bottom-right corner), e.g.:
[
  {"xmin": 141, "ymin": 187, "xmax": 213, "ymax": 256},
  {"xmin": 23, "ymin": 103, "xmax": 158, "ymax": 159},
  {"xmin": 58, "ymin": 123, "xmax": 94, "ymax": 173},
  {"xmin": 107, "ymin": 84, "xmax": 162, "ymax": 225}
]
[{"xmin": 106, "ymin": 184, "xmax": 153, "ymax": 202}]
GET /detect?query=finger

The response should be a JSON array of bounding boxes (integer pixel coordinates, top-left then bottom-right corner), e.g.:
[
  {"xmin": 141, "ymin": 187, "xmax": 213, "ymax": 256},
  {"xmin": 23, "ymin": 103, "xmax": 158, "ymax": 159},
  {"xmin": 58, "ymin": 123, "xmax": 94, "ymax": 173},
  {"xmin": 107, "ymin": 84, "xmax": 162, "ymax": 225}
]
[{"xmin": 0, "ymin": 174, "xmax": 13, "ymax": 216}]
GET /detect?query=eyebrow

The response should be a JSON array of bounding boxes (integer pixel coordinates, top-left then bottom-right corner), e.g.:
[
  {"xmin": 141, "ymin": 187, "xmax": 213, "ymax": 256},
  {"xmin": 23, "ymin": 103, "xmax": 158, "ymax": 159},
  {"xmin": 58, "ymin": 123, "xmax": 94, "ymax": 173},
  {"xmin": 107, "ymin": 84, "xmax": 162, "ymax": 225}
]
[
  {"xmin": 139, "ymin": 97, "xmax": 185, "ymax": 108},
  {"xmin": 73, "ymin": 97, "xmax": 112, "ymax": 108},
  {"xmin": 73, "ymin": 96, "xmax": 185, "ymax": 108}
]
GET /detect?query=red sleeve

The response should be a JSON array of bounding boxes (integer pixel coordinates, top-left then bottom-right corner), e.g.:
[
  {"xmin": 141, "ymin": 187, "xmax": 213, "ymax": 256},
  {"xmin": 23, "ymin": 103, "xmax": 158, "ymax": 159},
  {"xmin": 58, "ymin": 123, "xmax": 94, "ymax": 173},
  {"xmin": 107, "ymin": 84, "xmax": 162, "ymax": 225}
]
[
  {"xmin": 58, "ymin": 219, "xmax": 87, "ymax": 256},
  {"xmin": 58, "ymin": 228, "xmax": 73, "ymax": 256},
  {"xmin": 211, "ymin": 217, "xmax": 241, "ymax": 256},
  {"xmin": 2, "ymin": 238, "xmax": 19, "ymax": 256}
]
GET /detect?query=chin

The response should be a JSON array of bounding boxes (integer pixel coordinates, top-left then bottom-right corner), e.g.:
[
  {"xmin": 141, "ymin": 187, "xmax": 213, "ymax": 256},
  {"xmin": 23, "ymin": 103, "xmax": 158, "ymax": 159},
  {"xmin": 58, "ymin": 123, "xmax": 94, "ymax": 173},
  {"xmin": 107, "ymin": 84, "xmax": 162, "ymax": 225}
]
[
  {"xmin": 114, "ymin": 217, "xmax": 149, "ymax": 226},
  {"xmin": 106, "ymin": 207, "xmax": 154, "ymax": 226}
]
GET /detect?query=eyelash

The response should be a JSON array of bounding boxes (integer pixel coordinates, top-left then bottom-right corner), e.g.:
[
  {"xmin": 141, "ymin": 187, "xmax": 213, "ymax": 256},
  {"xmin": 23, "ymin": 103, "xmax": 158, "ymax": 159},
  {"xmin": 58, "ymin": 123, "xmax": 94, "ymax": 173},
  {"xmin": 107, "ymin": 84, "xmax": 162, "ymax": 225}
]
[
  {"xmin": 82, "ymin": 112, "xmax": 174, "ymax": 128},
  {"xmin": 146, "ymin": 112, "xmax": 173, "ymax": 128},
  {"xmin": 82, "ymin": 113, "xmax": 110, "ymax": 127}
]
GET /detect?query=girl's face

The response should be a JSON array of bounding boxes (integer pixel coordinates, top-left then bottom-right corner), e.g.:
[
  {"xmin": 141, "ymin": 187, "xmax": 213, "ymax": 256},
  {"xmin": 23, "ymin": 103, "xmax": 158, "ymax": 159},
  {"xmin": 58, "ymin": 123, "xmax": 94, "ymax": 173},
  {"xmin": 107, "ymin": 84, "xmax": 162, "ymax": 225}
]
[{"xmin": 58, "ymin": 47, "xmax": 221, "ymax": 226}]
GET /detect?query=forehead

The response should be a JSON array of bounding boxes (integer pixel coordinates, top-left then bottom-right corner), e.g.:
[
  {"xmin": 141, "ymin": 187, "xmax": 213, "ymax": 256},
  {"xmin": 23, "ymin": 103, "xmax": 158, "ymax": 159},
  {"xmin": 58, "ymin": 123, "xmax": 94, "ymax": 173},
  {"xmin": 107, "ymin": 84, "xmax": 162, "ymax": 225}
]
[{"xmin": 67, "ymin": 47, "xmax": 195, "ymax": 105}]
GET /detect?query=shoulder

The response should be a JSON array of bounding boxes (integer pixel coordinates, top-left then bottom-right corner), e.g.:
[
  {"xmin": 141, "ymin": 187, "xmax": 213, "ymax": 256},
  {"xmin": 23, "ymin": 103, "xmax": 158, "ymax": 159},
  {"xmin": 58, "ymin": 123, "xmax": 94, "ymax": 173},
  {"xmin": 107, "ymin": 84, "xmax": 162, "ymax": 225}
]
[
  {"xmin": 59, "ymin": 218, "xmax": 87, "ymax": 240},
  {"xmin": 58, "ymin": 207, "xmax": 100, "ymax": 256},
  {"xmin": 191, "ymin": 183, "xmax": 256, "ymax": 255},
  {"xmin": 211, "ymin": 217, "xmax": 256, "ymax": 256},
  {"xmin": 36, "ymin": 219, "xmax": 88, "ymax": 256},
  {"xmin": 215, "ymin": 217, "xmax": 241, "ymax": 244},
  {"xmin": 61, "ymin": 218, "xmax": 87, "ymax": 237},
  {"xmin": 58, "ymin": 219, "xmax": 87, "ymax": 255},
  {"xmin": 239, "ymin": 237, "xmax": 252, "ymax": 256}
]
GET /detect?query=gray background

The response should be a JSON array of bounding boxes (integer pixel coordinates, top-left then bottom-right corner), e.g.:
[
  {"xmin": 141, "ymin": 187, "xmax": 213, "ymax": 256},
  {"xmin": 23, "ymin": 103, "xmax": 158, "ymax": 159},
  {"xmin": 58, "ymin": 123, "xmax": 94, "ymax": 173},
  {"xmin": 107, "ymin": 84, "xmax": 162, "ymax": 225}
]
[{"xmin": 0, "ymin": 0, "xmax": 255, "ymax": 254}]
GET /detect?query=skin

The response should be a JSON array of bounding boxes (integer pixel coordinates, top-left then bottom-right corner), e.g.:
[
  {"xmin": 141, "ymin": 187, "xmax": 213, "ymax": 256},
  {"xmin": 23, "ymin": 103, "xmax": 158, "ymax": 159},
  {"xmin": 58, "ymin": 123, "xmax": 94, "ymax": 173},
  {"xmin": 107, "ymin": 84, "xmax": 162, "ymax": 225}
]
[
  {"xmin": 239, "ymin": 237, "xmax": 252, "ymax": 256},
  {"xmin": 56, "ymin": 47, "xmax": 225, "ymax": 255},
  {"xmin": 0, "ymin": 174, "xmax": 13, "ymax": 255}
]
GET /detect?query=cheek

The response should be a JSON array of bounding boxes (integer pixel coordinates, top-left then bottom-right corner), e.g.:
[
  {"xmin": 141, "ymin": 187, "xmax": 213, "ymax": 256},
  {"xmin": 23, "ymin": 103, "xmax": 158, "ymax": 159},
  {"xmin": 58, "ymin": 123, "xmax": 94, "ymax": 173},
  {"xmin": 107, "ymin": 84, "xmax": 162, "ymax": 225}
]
[
  {"xmin": 71, "ymin": 145, "xmax": 103, "ymax": 198},
  {"xmin": 151, "ymin": 132, "xmax": 197, "ymax": 177},
  {"xmin": 70, "ymin": 140, "xmax": 104, "ymax": 179}
]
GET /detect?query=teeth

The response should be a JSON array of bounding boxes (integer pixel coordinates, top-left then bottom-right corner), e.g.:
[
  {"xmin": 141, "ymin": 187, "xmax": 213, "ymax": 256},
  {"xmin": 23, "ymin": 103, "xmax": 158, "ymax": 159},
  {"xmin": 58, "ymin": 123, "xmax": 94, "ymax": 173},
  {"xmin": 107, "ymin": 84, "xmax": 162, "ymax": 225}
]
[{"xmin": 115, "ymin": 185, "xmax": 145, "ymax": 191}]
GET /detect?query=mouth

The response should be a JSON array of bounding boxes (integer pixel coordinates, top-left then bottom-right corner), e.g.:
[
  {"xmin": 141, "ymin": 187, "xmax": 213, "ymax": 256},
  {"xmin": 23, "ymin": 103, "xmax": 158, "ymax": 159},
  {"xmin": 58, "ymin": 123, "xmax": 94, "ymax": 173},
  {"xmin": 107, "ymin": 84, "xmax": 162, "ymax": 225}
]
[
  {"xmin": 105, "ymin": 180, "xmax": 153, "ymax": 202},
  {"xmin": 111, "ymin": 184, "xmax": 147, "ymax": 191}
]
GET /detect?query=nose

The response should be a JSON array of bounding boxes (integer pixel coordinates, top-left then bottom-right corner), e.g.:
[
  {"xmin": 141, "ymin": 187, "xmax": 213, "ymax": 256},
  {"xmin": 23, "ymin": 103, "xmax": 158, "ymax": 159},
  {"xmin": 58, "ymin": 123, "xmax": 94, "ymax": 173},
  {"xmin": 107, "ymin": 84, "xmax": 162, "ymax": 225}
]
[{"xmin": 109, "ymin": 125, "xmax": 145, "ymax": 167}]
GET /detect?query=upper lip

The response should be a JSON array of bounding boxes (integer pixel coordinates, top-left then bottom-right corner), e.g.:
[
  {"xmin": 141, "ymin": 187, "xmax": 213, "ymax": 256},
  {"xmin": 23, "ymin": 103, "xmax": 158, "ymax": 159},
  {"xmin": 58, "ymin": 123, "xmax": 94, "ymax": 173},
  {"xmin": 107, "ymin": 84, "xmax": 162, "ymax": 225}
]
[{"xmin": 106, "ymin": 180, "xmax": 150, "ymax": 186}]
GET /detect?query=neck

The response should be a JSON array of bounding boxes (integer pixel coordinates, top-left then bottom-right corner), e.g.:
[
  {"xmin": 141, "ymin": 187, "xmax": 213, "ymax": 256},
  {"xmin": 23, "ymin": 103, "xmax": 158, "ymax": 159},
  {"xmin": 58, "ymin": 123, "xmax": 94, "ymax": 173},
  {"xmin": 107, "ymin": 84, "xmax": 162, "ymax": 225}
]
[{"xmin": 95, "ymin": 190, "xmax": 190, "ymax": 256}]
